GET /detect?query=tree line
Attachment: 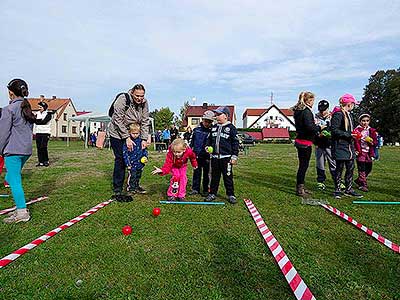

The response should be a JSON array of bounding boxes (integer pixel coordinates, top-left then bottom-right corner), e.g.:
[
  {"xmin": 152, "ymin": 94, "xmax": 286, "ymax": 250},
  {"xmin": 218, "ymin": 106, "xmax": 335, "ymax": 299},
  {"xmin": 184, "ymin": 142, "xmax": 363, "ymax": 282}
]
[{"xmin": 356, "ymin": 68, "xmax": 400, "ymax": 143}]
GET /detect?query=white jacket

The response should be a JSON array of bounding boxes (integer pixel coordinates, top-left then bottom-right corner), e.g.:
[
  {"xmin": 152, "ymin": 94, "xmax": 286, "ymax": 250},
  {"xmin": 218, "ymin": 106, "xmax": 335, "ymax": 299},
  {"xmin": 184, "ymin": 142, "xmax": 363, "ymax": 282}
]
[{"xmin": 34, "ymin": 111, "xmax": 51, "ymax": 134}]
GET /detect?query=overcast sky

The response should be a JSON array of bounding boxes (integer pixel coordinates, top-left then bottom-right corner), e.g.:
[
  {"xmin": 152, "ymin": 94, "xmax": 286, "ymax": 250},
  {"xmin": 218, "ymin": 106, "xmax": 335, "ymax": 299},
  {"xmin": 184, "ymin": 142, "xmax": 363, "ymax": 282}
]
[{"xmin": 1, "ymin": 1, "xmax": 399, "ymax": 126}]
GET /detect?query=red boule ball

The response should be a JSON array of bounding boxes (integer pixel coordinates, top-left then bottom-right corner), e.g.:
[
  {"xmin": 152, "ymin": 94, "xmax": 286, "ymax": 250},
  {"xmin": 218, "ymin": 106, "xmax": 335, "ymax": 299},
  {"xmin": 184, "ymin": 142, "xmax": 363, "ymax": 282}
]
[
  {"xmin": 122, "ymin": 225, "xmax": 132, "ymax": 235},
  {"xmin": 152, "ymin": 207, "xmax": 161, "ymax": 217}
]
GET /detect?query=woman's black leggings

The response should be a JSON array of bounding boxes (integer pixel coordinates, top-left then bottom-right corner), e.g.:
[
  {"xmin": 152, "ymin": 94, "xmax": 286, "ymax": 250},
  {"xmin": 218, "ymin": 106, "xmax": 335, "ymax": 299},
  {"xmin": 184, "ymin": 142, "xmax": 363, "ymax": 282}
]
[
  {"xmin": 296, "ymin": 146, "xmax": 312, "ymax": 185},
  {"xmin": 36, "ymin": 133, "xmax": 50, "ymax": 163}
]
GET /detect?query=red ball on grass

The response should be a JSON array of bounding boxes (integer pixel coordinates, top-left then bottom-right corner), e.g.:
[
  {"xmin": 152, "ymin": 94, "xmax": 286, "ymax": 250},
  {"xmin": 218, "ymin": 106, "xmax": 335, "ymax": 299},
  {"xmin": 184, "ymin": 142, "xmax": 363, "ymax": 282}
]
[
  {"xmin": 122, "ymin": 225, "xmax": 132, "ymax": 235},
  {"xmin": 152, "ymin": 207, "xmax": 161, "ymax": 217}
]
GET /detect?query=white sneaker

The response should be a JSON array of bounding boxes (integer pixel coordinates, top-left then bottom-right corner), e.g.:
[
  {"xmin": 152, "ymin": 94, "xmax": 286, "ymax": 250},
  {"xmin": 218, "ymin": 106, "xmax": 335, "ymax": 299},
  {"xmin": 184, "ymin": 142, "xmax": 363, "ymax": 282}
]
[
  {"xmin": 3, "ymin": 208, "xmax": 30, "ymax": 224},
  {"xmin": 6, "ymin": 210, "xmax": 17, "ymax": 217}
]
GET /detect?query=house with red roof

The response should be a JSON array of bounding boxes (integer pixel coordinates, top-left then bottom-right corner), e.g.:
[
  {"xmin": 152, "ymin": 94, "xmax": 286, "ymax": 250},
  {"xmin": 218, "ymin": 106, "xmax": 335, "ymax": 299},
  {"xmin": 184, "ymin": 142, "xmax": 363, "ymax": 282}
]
[
  {"xmin": 28, "ymin": 95, "xmax": 80, "ymax": 139},
  {"xmin": 183, "ymin": 102, "xmax": 236, "ymax": 128},
  {"xmin": 242, "ymin": 104, "xmax": 295, "ymax": 131}
]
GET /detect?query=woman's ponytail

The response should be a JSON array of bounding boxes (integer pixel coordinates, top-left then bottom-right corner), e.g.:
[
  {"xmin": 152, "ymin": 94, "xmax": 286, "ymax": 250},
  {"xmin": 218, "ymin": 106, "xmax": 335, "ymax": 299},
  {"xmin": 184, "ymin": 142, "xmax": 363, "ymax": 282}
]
[
  {"xmin": 21, "ymin": 99, "xmax": 36, "ymax": 123},
  {"xmin": 7, "ymin": 78, "xmax": 36, "ymax": 123}
]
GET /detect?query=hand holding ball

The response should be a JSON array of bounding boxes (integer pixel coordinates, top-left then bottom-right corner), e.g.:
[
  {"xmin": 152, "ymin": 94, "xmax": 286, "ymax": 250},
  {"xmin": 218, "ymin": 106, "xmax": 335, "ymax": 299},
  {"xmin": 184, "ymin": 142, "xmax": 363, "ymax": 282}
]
[
  {"xmin": 321, "ymin": 130, "xmax": 331, "ymax": 138},
  {"xmin": 206, "ymin": 146, "xmax": 213, "ymax": 154},
  {"xmin": 364, "ymin": 136, "xmax": 373, "ymax": 143},
  {"xmin": 141, "ymin": 157, "xmax": 148, "ymax": 164}
]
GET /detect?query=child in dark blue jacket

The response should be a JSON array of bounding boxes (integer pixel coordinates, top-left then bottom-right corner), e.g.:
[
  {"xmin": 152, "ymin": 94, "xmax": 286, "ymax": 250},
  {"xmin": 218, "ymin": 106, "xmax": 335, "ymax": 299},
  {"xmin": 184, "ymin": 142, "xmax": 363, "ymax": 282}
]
[
  {"xmin": 205, "ymin": 106, "xmax": 239, "ymax": 204},
  {"xmin": 189, "ymin": 110, "xmax": 215, "ymax": 196},
  {"xmin": 123, "ymin": 123, "xmax": 148, "ymax": 195}
]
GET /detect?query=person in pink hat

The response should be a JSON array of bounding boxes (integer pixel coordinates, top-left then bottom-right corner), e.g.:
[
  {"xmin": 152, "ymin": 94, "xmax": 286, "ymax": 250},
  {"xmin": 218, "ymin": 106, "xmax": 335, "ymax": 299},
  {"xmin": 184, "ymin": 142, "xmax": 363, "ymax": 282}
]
[{"xmin": 331, "ymin": 94, "xmax": 363, "ymax": 199}]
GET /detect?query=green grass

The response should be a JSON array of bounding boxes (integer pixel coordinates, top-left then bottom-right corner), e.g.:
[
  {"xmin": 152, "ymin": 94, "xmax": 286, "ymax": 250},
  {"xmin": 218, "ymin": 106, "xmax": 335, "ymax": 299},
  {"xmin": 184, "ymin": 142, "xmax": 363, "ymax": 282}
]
[{"xmin": 0, "ymin": 141, "xmax": 399, "ymax": 300}]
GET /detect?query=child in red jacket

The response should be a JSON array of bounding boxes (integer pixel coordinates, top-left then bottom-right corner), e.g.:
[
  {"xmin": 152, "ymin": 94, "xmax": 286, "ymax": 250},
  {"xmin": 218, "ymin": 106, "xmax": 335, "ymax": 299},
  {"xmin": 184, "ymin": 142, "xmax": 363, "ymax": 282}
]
[
  {"xmin": 152, "ymin": 138, "xmax": 197, "ymax": 201},
  {"xmin": 353, "ymin": 113, "xmax": 377, "ymax": 192}
]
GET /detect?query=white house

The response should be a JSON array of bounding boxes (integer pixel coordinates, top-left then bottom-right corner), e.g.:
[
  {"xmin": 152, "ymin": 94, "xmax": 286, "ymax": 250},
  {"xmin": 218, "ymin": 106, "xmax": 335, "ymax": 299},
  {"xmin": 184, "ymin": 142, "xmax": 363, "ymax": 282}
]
[{"xmin": 242, "ymin": 105, "xmax": 295, "ymax": 131}]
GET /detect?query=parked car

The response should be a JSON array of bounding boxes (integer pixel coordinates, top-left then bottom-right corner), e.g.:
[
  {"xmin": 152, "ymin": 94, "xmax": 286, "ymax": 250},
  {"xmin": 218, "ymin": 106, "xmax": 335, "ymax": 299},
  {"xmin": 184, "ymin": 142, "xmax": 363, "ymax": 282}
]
[{"xmin": 237, "ymin": 132, "xmax": 257, "ymax": 146}]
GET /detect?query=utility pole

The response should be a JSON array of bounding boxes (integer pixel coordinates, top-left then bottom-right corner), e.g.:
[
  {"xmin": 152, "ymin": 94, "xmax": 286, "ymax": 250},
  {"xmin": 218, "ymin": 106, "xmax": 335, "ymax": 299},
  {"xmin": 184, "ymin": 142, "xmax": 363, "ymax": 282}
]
[{"xmin": 270, "ymin": 92, "xmax": 274, "ymax": 105}]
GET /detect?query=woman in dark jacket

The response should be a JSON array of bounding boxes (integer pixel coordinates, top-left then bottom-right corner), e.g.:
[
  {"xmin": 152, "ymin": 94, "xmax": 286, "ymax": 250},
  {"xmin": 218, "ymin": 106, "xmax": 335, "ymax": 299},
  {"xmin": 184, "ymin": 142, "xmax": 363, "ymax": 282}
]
[
  {"xmin": 292, "ymin": 91, "xmax": 323, "ymax": 197},
  {"xmin": 35, "ymin": 101, "xmax": 52, "ymax": 166}
]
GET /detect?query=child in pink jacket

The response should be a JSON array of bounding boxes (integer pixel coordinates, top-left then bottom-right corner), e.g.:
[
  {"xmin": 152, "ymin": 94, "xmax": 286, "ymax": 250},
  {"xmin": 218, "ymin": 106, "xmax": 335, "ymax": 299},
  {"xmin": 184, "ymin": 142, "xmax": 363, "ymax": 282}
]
[
  {"xmin": 353, "ymin": 113, "xmax": 377, "ymax": 192},
  {"xmin": 152, "ymin": 138, "xmax": 197, "ymax": 201}
]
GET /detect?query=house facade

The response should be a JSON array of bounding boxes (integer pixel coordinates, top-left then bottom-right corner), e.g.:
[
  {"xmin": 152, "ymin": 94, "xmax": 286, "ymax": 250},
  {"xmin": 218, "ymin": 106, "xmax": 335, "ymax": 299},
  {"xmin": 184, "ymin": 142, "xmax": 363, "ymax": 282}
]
[
  {"xmin": 183, "ymin": 103, "xmax": 236, "ymax": 128},
  {"xmin": 242, "ymin": 105, "xmax": 295, "ymax": 131},
  {"xmin": 28, "ymin": 95, "xmax": 80, "ymax": 139}
]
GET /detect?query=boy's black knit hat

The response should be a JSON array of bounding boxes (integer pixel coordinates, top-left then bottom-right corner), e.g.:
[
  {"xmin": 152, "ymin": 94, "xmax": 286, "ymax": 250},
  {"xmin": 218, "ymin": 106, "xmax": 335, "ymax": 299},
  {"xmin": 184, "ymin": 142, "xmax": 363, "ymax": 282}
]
[{"xmin": 318, "ymin": 100, "xmax": 329, "ymax": 112}]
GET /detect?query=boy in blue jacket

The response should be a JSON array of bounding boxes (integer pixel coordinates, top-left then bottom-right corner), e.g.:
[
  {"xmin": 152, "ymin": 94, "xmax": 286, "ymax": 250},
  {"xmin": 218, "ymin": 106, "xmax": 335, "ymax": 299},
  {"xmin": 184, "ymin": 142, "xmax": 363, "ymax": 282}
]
[
  {"xmin": 189, "ymin": 110, "xmax": 215, "ymax": 196},
  {"xmin": 205, "ymin": 106, "xmax": 239, "ymax": 204},
  {"xmin": 123, "ymin": 123, "xmax": 148, "ymax": 195}
]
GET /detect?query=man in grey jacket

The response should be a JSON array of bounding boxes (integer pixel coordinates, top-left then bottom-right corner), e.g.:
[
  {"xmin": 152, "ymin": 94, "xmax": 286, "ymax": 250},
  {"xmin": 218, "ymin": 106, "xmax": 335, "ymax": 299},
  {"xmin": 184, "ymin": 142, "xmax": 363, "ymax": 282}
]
[{"xmin": 109, "ymin": 84, "xmax": 150, "ymax": 201}]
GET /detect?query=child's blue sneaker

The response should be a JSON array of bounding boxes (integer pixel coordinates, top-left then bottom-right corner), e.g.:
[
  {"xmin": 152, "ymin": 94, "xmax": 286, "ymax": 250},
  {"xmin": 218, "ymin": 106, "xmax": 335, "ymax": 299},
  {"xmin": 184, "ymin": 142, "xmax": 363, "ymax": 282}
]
[{"xmin": 344, "ymin": 190, "xmax": 363, "ymax": 198}]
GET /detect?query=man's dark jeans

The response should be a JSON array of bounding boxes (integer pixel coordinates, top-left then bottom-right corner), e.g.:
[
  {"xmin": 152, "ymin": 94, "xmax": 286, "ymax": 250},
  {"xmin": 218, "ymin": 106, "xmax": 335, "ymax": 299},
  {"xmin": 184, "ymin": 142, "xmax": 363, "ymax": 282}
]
[{"xmin": 110, "ymin": 137, "xmax": 126, "ymax": 193}]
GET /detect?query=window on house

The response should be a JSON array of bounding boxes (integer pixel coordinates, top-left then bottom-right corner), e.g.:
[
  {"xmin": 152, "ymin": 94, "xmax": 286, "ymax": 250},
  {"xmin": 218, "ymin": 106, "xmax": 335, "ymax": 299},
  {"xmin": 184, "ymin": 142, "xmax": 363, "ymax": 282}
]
[
  {"xmin": 93, "ymin": 122, "xmax": 96, "ymax": 127},
  {"xmin": 270, "ymin": 116, "xmax": 273, "ymax": 120},
  {"xmin": 191, "ymin": 118, "xmax": 200, "ymax": 126},
  {"xmin": 72, "ymin": 127, "xmax": 77, "ymax": 134},
  {"xmin": 63, "ymin": 113, "xmax": 67, "ymax": 121},
  {"xmin": 62, "ymin": 126, "xmax": 67, "ymax": 133}
]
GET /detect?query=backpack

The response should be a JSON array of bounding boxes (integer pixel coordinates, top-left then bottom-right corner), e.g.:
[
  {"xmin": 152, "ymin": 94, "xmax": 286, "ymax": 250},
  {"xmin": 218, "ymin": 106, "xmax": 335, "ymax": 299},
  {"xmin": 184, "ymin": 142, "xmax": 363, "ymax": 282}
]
[{"xmin": 108, "ymin": 93, "xmax": 131, "ymax": 117}]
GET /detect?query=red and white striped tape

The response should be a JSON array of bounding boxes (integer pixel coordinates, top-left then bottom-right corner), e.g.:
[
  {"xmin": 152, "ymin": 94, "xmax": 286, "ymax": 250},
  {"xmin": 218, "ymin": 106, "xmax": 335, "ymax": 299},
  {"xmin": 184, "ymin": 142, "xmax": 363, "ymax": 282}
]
[
  {"xmin": 320, "ymin": 203, "xmax": 400, "ymax": 253},
  {"xmin": 0, "ymin": 196, "xmax": 48, "ymax": 215},
  {"xmin": 0, "ymin": 199, "xmax": 113, "ymax": 269},
  {"xmin": 244, "ymin": 199, "xmax": 316, "ymax": 300}
]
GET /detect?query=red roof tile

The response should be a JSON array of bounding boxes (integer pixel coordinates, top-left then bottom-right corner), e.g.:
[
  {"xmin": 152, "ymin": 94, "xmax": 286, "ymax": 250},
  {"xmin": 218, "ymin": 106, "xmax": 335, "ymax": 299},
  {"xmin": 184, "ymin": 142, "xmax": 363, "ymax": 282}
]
[
  {"xmin": 280, "ymin": 108, "xmax": 294, "ymax": 117},
  {"xmin": 77, "ymin": 111, "xmax": 92, "ymax": 116},
  {"xmin": 186, "ymin": 105, "xmax": 235, "ymax": 118},
  {"xmin": 242, "ymin": 108, "xmax": 266, "ymax": 119},
  {"xmin": 28, "ymin": 97, "xmax": 71, "ymax": 111},
  {"xmin": 262, "ymin": 128, "xmax": 290, "ymax": 138}
]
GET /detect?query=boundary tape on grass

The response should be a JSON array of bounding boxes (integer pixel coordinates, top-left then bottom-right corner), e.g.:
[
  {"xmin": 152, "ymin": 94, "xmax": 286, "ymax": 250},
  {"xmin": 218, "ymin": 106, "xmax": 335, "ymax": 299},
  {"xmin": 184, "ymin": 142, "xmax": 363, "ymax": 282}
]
[
  {"xmin": 160, "ymin": 201, "xmax": 225, "ymax": 205},
  {"xmin": 244, "ymin": 199, "xmax": 316, "ymax": 300},
  {"xmin": 0, "ymin": 199, "xmax": 113, "ymax": 269},
  {"xmin": 0, "ymin": 196, "xmax": 48, "ymax": 215},
  {"xmin": 320, "ymin": 204, "xmax": 400, "ymax": 253}
]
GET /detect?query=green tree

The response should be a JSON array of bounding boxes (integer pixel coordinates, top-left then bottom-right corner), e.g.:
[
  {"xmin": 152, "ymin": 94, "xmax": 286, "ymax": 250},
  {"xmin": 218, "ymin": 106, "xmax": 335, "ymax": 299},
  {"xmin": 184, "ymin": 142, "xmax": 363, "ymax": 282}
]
[
  {"xmin": 151, "ymin": 107, "xmax": 175, "ymax": 130},
  {"xmin": 357, "ymin": 68, "xmax": 400, "ymax": 143},
  {"xmin": 176, "ymin": 100, "xmax": 190, "ymax": 130}
]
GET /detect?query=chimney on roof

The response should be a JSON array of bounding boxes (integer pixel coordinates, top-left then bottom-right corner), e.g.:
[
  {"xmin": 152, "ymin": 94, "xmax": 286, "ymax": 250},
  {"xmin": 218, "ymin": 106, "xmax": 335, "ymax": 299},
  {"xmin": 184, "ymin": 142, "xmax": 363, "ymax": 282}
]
[
  {"xmin": 52, "ymin": 96, "xmax": 56, "ymax": 100},
  {"xmin": 202, "ymin": 102, "xmax": 208, "ymax": 109}
]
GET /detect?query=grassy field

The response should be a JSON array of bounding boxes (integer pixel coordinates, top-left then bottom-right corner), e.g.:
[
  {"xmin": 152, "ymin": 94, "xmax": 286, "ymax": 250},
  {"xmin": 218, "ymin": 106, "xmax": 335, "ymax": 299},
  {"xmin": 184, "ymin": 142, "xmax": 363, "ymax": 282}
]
[{"xmin": 0, "ymin": 141, "xmax": 399, "ymax": 300}]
